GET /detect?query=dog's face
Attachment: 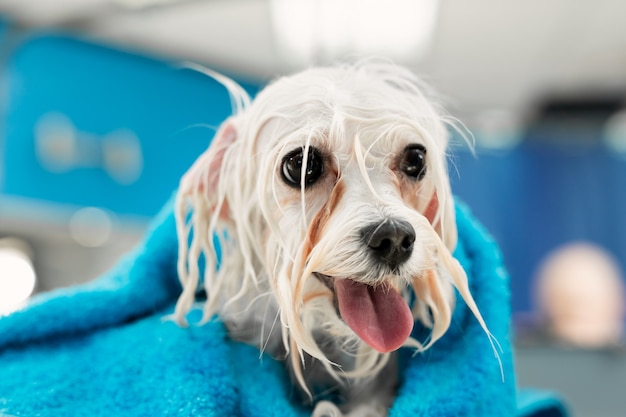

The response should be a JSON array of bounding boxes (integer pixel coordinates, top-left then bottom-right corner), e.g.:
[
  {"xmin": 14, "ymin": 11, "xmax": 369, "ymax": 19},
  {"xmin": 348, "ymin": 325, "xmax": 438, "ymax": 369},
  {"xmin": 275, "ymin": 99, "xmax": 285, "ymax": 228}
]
[
  {"xmin": 254, "ymin": 95, "xmax": 457, "ymax": 355},
  {"xmin": 175, "ymin": 62, "xmax": 491, "ymax": 389}
]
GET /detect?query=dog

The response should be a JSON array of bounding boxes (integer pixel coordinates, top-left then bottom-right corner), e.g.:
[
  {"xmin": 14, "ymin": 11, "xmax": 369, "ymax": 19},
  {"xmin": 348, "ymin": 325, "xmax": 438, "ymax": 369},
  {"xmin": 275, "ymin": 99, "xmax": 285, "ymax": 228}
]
[{"xmin": 173, "ymin": 61, "xmax": 496, "ymax": 417}]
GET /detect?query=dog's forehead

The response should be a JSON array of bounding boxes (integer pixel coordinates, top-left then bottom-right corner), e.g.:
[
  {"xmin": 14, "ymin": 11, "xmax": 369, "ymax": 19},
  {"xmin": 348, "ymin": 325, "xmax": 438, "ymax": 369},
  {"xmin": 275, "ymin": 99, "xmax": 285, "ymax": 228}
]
[
  {"xmin": 251, "ymin": 70, "xmax": 436, "ymax": 157},
  {"xmin": 257, "ymin": 117, "xmax": 420, "ymax": 165},
  {"xmin": 258, "ymin": 67, "xmax": 430, "ymax": 117}
]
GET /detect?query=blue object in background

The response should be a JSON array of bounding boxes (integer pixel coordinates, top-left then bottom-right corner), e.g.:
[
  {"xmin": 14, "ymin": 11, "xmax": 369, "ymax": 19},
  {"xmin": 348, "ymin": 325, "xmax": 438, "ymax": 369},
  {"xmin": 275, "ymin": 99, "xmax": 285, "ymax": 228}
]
[
  {"xmin": 451, "ymin": 142, "xmax": 626, "ymax": 314},
  {"xmin": 1, "ymin": 34, "xmax": 258, "ymax": 219}
]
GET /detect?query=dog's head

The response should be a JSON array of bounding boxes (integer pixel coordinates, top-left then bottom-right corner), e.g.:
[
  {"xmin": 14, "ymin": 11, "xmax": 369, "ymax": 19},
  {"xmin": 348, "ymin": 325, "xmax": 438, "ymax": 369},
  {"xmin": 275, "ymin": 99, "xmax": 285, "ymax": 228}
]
[{"xmin": 174, "ymin": 61, "xmax": 492, "ymax": 388}]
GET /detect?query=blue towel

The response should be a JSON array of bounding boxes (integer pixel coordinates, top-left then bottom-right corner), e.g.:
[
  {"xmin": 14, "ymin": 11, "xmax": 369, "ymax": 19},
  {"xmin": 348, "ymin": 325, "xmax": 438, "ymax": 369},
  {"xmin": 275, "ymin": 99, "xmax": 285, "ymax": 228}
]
[{"xmin": 0, "ymin": 196, "xmax": 567, "ymax": 417}]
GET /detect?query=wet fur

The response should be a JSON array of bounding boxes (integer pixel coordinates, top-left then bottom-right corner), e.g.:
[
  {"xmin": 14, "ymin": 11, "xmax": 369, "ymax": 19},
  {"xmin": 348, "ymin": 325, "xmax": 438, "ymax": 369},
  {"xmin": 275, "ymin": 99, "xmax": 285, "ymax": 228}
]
[{"xmin": 173, "ymin": 61, "xmax": 497, "ymax": 417}]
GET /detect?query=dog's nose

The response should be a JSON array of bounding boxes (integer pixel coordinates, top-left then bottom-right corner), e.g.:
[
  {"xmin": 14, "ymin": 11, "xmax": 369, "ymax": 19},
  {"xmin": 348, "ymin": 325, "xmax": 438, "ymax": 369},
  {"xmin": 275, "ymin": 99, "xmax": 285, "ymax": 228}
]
[{"xmin": 361, "ymin": 219, "xmax": 416, "ymax": 269}]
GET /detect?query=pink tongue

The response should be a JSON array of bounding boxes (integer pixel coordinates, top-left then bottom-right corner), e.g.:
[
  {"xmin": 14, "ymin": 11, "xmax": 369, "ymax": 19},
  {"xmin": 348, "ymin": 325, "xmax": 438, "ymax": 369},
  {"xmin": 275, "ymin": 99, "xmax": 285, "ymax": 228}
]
[{"xmin": 335, "ymin": 279, "xmax": 414, "ymax": 353}]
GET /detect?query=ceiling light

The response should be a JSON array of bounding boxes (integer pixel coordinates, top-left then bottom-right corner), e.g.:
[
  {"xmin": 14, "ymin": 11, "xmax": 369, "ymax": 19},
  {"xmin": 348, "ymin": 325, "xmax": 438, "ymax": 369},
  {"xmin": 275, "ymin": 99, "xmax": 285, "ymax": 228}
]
[
  {"xmin": 270, "ymin": 0, "xmax": 439, "ymax": 65},
  {"xmin": 0, "ymin": 239, "xmax": 37, "ymax": 316}
]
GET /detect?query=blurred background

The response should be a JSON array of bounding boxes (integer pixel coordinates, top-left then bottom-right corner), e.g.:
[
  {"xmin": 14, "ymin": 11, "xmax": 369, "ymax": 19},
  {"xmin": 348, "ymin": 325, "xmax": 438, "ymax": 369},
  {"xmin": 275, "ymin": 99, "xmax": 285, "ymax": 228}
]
[{"xmin": 0, "ymin": 0, "xmax": 624, "ymax": 415}]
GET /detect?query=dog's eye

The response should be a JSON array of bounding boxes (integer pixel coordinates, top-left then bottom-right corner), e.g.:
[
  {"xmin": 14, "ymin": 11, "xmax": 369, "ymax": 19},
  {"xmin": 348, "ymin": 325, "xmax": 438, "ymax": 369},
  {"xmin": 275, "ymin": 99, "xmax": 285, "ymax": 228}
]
[
  {"xmin": 400, "ymin": 144, "xmax": 427, "ymax": 180},
  {"xmin": 281, "ymin": 146, "xmax": 324, "ymax": 188}
]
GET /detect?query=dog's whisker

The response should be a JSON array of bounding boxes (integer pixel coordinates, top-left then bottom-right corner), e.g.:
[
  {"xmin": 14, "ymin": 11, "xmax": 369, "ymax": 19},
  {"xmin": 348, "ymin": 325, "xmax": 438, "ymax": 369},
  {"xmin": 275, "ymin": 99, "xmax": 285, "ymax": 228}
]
[{"xmin": 260, "ymin": 300, "xmax": 281, "ymax": 356}]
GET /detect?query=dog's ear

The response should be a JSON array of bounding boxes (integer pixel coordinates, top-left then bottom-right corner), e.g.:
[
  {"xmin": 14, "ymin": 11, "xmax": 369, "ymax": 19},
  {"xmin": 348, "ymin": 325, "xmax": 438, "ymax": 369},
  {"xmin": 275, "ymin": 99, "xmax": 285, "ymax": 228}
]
[
  {"xmin": 179, "ymin": 118, "xmax": 238, "ymax": 220},
  {"xmin": 424, "ymin": 190, "xmax": 457, "ymax": 251},
  {"xmin": 173, "ymin": 118, "xmax": 240, "ymax": 326}
]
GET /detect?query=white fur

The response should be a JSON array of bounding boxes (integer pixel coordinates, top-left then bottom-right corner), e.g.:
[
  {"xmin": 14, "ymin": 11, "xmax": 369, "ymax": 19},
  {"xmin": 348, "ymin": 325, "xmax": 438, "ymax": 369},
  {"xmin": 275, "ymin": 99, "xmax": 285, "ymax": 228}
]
[{"xmin": 174, "ymin": 61, "xmax": 497, "ymax": 417}]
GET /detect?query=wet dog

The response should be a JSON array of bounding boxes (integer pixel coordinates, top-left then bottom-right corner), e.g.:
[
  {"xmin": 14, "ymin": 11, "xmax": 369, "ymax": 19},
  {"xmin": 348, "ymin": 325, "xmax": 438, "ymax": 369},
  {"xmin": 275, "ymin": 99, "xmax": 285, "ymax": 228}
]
[{"xmin": 174, "ymin": 61, "xmax": 494, "ymax": 417}]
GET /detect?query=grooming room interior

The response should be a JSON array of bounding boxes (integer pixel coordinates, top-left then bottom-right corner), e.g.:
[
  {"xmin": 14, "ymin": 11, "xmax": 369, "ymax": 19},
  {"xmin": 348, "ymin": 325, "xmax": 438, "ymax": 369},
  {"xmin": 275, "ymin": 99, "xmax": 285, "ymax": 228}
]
[{"xmin": 0, "ymin": 1, "xmax": 624, "ymax": 415}]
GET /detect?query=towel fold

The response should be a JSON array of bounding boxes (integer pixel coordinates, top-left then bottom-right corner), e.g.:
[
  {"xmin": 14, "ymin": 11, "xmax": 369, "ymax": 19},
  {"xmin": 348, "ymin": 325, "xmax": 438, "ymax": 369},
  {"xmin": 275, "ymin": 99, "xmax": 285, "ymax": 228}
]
[{"xmin": 0, "ymin": 195, "xmax": 567, "ymax": 417}]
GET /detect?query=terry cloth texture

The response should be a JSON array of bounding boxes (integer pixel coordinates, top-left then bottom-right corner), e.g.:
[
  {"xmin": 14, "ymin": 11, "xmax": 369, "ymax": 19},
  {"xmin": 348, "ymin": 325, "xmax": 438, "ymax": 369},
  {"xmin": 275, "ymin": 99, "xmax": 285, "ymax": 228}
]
[{"xmin": 0, "ymin": 196, "xmax": 567, "ymax": 417}]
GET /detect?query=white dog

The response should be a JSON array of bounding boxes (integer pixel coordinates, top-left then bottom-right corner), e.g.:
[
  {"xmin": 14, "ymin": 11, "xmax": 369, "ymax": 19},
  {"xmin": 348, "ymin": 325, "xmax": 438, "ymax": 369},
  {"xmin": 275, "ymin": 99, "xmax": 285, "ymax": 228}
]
[{"xmin": 173, "ymin": 61, "xmax": 495, "ymax": 417}]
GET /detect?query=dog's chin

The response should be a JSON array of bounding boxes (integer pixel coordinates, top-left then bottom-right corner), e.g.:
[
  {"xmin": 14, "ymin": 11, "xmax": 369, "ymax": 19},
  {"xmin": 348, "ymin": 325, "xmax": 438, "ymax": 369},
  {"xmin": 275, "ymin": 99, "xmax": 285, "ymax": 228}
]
[{"xmin": 315, "ymin": 273, "xmax": 414, "ymax": 353}]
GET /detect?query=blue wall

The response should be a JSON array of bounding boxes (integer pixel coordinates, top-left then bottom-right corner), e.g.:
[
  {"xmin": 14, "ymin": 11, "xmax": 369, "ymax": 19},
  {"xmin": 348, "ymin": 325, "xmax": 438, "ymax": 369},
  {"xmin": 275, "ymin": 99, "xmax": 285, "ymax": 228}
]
[{"xmin": 452, "ymin": 142, "xmax": 626, "ymax": 314}]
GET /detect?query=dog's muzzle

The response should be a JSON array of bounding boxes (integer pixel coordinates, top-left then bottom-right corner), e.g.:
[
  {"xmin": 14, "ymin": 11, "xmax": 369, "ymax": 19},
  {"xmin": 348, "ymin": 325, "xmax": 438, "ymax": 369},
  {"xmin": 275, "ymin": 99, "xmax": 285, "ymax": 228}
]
[
  {"xmin": 361, "ymin": 219, "xmax": 416, "ymax": 270},
  {"xmin": 314, "ymin": 218, "xmax": 418, "ymax": 354}
]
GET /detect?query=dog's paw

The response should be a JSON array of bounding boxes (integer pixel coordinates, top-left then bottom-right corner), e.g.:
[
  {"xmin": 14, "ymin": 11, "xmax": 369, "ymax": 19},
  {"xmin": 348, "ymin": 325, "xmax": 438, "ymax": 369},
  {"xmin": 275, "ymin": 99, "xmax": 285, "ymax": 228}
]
[
  {"xmin": 343, "ymin": 404, "xmax": 386, "ymax": 417},
  {"xmin": 312, "ymin": 401, "xmax": 387, "ymax": 417},
  {"xmin": 312, "ymin": 401, "xmax": 344, "ymax": 417}
]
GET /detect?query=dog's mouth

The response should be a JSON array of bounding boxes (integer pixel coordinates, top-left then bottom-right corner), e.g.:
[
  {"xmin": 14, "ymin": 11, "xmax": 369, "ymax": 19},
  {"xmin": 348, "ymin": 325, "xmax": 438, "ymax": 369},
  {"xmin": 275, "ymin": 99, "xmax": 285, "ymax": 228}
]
[{"xmin": 316, "ymin": 274, "xmax": 414, "ymax": 353}]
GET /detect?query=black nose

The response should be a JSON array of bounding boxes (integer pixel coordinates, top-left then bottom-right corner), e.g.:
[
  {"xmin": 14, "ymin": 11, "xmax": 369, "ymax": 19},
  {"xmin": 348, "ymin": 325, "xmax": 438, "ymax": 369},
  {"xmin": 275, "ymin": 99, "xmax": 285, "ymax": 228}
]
[{"xmin": 361, "ymin": 219, "xmax": 416, "ymax": 269}]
